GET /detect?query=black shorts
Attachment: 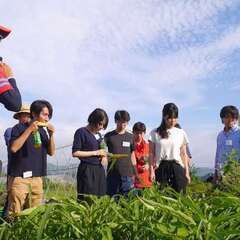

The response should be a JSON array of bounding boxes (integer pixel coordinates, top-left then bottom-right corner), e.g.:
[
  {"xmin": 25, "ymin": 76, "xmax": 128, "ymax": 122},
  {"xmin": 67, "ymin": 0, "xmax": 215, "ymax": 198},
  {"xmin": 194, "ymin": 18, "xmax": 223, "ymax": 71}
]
[
  {"xmin": 77, "ymin": 162, "xmax": 106, "ymax": 200},
  {"xmin": 155, "ymin": 160, "xmax": 188, "ymax": 193}
]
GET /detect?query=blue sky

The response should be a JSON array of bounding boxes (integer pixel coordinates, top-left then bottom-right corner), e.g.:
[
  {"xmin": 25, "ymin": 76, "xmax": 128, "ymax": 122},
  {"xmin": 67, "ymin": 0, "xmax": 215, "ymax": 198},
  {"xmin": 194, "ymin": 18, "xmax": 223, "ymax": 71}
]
[{"xmin": 0, "ymin": 0, "xmax": 240, "ymax": 168}]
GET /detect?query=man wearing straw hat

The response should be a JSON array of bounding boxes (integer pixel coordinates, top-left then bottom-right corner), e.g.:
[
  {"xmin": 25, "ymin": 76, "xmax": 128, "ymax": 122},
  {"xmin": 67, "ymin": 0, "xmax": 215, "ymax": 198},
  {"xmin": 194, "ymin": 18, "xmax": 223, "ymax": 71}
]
[
  {"xmin": 0, "ymin": 24, "xmax": 22, "ymax": 112},
  {"xmin": 1, "ymin": 104, "xmax": 31, "ymax": 218}
]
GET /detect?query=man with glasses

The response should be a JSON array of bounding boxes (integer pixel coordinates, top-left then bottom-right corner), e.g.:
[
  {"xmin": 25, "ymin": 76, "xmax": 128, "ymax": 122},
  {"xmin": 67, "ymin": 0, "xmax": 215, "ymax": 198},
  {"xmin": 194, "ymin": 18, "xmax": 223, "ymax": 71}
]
[{"xmin": 0, "ymin": 25, "xmax": 22, "ymax": 112}]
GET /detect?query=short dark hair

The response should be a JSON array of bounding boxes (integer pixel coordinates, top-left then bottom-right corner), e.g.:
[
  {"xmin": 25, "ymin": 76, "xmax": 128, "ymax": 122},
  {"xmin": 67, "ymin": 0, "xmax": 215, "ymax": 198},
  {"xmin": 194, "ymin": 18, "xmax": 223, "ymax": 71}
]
[
  {"xmin": 114, "ymin": 110, "xmax": 130, "ymax": 122},
  {"xmin": 30, "ymin": 100, "xmax": 53, "ymax": 119},
  {"xmin": 133, "ymin": 122, "xmax": 146, "ymax": 133},
  {"xmin": 88, "ymin": 108, "xmax": 109, "ymax": 129},
  {"xmin": 220, "ymin": 106, "xmax": 239, "ymax": 120}
]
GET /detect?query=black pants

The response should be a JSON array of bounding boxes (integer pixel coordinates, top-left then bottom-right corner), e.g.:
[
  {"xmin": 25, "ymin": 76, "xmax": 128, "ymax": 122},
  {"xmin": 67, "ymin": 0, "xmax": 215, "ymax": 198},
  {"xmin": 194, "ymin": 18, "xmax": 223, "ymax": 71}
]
[
  {"xmin": 0, "ymin": 78, "xmax": 22, "ymax": 112},
  {"xmin": 77, "ymin": 162, "xmax": 106, "ymax": 200},
  {"xmin": 155, "ymin": 160, "xmax": 188, "ymax": 193}
]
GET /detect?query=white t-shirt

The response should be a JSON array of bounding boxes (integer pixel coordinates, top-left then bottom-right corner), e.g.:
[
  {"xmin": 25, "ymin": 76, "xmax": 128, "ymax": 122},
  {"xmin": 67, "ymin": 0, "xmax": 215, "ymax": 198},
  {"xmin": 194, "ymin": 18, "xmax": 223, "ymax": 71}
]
[{"xmin": 149, "ymin": 127, "xmax": 189, "ymax": 167}]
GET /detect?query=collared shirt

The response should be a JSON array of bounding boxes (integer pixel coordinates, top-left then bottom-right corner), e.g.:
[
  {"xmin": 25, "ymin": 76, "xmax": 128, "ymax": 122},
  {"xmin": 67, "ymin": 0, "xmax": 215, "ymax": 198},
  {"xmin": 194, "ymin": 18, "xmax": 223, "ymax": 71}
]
[
  {"xmin": 215, "ymin": 124, "xmax": 240, "ymax": 171},
  {"xmin": 9, "ymin": 123, "xmax": 49, "ymax": 177}
]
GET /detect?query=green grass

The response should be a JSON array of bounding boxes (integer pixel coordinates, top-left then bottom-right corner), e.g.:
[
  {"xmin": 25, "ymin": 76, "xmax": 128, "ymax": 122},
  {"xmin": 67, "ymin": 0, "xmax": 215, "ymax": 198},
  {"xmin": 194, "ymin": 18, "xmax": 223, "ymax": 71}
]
[
  {"xmin": 0, "ymin": 155, "xmax": 239, "ymax": 240},
  {"xmin": 43, "ymin": 178, "xmax": 76, "ymax": 200},
  {"xmin": 0, "ymin": 183, "xmax": 239, "ymax": 240}
]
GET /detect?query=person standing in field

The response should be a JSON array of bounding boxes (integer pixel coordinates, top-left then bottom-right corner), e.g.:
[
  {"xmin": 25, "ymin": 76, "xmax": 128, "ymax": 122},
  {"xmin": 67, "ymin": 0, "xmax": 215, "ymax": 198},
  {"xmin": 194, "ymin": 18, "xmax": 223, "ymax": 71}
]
[
  {"xmin": 132, "ymin": 122, "xmax": 152, "ymax": 189},
  {"xmin": 214, "ymin": 105, "xmax": 240, "ymax": 184},
  {"xmin": 0, "ymin": 25, "xmax": 22, "ymax": 112},
  {"xmin": 8, "ymin": 100, "xmax": 55, "ymax": 214},
  {"xmin": 149, "ymin": 103, "xmax": 190, "ymax": 193},
  {"xmin": 1, "ymin": 104, "xmax": 31, "ymax": 218},
  {"xmin": 72, "ymin": 108, "xmax": 109, "ymax": 200},
  {"xmin": 105, "ymin": 110, "xmax": 139, "ymax": 200}
]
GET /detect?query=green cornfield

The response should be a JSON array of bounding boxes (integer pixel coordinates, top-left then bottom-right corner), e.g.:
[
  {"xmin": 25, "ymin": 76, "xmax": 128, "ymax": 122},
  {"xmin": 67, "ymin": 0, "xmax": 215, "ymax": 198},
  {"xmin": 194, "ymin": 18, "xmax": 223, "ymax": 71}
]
[{"xmin": 0, "ymin": 156, "xmax": 240, "ymax": 240}]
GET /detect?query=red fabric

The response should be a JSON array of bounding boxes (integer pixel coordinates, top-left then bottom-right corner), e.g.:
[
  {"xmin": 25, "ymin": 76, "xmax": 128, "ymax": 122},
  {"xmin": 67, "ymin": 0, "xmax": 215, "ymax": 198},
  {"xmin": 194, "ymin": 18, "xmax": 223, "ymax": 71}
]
[
  {"xmin": 0, "ymin": 71, "xmax": 5, "ymax": 78},
  {"xmin": 134, "ymin": 139, "xmax": 152, "ymax": 189},
  {"xmin": 0, "ymin": 69, "xmax": 12, "ymax": 94},
  {"xmin": 0, "ymin": 84, "xmax": 13, "ymax": 94}
]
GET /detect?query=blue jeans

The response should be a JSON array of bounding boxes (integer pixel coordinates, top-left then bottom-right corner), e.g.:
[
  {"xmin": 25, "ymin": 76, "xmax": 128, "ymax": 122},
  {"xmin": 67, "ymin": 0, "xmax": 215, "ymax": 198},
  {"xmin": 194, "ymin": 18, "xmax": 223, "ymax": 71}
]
[{"xmin": 107, "ymin": 170, "xmax": 133, "ymax": 200}]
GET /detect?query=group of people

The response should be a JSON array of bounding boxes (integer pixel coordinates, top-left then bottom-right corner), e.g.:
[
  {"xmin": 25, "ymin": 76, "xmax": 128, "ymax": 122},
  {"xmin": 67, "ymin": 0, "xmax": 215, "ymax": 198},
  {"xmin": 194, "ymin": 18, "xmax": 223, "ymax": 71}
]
[
  {"xmin": 72, "ymin": 104, "xmax": 191, "ymax": 202},
  {"xmin": 1, "ymin": 23, "xmax": 240, "ymax": 217},
  {"xmin": 71, "ymin": 103, "xmax": 240, "ymax": 201}
]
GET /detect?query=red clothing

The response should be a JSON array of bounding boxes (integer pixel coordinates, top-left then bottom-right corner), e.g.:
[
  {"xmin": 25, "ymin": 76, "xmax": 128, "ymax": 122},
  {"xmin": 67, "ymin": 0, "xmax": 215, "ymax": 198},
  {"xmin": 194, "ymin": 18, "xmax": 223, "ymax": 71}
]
[
  {"xmin": 0, "ymin": 70, "xmax": 13, "ymax": 94},
  {"xmin": 134, "ymin": 140, "xmax": 152, "ymax": 189}
]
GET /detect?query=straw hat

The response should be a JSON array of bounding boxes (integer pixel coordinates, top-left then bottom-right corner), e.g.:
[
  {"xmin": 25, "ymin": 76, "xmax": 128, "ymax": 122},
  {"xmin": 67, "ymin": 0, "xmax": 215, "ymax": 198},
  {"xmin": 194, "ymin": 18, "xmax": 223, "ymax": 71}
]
[{"xmin": 13, "ymin": 104, "xmax": 30, "ymax": 119}]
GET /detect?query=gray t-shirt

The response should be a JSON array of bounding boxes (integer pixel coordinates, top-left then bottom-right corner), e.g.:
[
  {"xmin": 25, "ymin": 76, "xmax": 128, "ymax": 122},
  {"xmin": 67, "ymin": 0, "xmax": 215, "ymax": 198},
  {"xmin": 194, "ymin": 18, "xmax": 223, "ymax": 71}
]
[{"xmin": 105, "ymin": 130, "xmax": 135, "ymax": 176}]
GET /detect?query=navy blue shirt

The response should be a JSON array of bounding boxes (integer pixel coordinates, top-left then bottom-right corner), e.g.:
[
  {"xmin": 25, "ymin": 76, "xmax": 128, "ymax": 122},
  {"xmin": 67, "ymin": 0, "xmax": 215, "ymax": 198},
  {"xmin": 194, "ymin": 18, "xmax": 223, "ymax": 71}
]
[
  {"xmin": 4, "ymin": 127, "xmax": 12, "ymax": 174},
  {"xmin": 9, "ymin": 123, "xmax": 49, "ymax": 177},
  {"xmin": 72, "ymin": 127, "xmax": 101, "ymax": 165},
  {"xmin": 4, "ymin": 127, "xmax": 12, "ymax": 147}
]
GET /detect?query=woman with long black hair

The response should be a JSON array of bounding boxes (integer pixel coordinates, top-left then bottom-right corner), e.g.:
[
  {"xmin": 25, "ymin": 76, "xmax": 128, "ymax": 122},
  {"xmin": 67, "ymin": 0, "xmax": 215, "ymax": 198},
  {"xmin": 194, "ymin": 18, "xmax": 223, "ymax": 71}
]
[{"xmin": 149, "ymin": 103, "xmax": 190, "ymax": 193}]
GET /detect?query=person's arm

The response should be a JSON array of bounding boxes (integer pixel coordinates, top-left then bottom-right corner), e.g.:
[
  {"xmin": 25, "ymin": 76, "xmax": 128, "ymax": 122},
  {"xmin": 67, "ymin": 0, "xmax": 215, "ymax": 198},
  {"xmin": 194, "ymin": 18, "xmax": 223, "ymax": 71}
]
[
  {"xmin": 4, "ymin": 128, "xmax": 11, "ymax": 147},
  {"xmin": 180, "ymin": 144, "xmax": 191, "ymax": 183},
  {"xmin": 149, "ymin": 140, "xmax": 156, "ymax": 181},
  {"xmin": 214, "ymin": 134, "xmax": 221, "ymax": 183},
  {"xmin": 10, "ymin": 122, "xmax": 38, "ymax": 153},
  {"xmin": 142, "ymin": 143, "xmax": 150, "ymax": 170},
  {"xmin": 131, "ymin": 151, "xmax": 137, "ymax": 165},
  {"xmin": 0, "ymin": 63, "xmax": 22, "ymax": 112},
  {"xmin": 186, "ymin": 144, "xmax": 192, "ymax": 166},
  {"xmin": 72, "ymin": 149, "xmax": 106, "ymax": 158},
  {"xmin": 130, "ymin": 139, "xmax": 140, "ymax": 178},
  {"xmin": 130, "ymin": 151, "xmax": 141, "ymax": 183},
  {"xmin": 46, "ymin": 123, "xmax": 55, "ymax": 156}
]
